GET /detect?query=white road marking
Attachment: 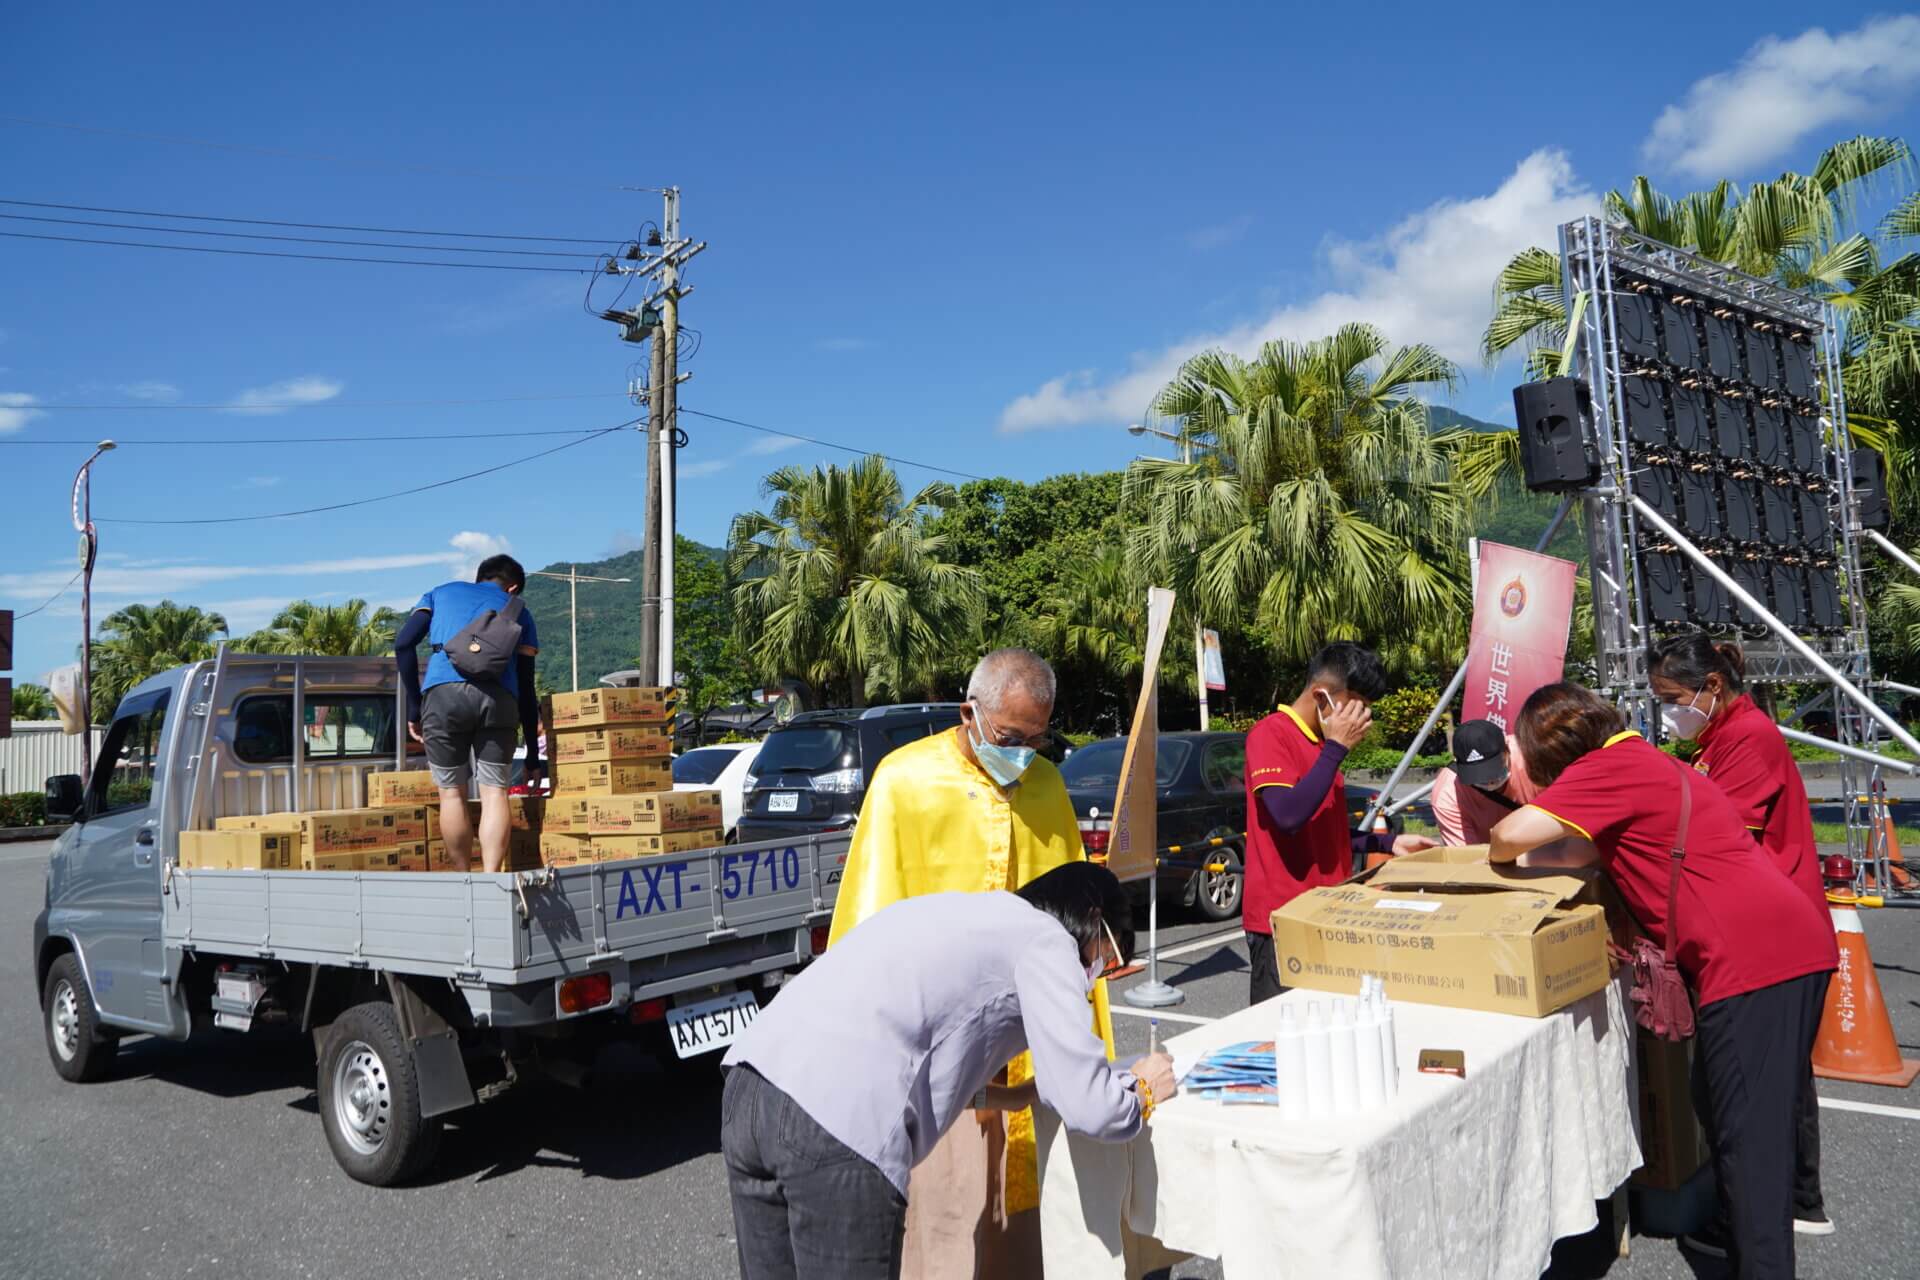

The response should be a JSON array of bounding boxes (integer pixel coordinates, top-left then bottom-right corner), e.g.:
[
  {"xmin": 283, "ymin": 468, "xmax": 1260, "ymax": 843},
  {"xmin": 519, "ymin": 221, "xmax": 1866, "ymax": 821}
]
[
  {"xmin": 1817, "ymin": 1095, "xmax": 1920, "ymax": 1121},
  {"xmin": 1147, "ymin": 929, "xmax": 1247, "ymax": 963},
  {"xmin": 1106, "ymin": 1006, "xmax": 1216, "ymax": 1026}
]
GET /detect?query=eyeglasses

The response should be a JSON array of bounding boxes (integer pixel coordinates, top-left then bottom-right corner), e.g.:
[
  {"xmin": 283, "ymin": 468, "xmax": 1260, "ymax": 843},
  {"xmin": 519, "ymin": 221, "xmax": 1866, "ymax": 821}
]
[{"xmin": 970, "ymin": 700, "xmax": 1053, "ymax": 751}]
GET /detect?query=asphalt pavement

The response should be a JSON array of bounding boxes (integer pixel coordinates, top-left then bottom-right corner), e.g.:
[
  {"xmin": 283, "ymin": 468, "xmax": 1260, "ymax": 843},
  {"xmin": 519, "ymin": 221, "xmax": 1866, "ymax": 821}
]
[{"xmin": 4, "ymin": 836, "xmax": 1919, "ymax": 1279}]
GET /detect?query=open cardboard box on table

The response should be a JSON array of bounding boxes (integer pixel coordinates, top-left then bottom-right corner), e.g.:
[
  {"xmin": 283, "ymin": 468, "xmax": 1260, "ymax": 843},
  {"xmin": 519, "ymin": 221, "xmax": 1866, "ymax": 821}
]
[{"xmin": 1270, "ymin": 845, "xmax": 1620, "ymax": 1018}]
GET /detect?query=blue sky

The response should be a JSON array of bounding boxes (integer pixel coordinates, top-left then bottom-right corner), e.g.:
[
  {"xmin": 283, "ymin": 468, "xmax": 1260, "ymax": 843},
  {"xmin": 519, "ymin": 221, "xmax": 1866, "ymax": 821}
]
[{"xmin": 6, "ymin": 3, "xmax": 1920, "ymax": 681}]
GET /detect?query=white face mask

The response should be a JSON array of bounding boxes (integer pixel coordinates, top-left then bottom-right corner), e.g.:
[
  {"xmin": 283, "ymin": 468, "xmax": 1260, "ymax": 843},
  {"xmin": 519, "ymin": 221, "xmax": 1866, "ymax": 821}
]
[
  {"xmin": 1086, "ymin": 918, "xmax": 1124, "ymax": 989},
  {"xmin": 1661, "ymin": 689, "xmax": 1716, "ymax": 741}
]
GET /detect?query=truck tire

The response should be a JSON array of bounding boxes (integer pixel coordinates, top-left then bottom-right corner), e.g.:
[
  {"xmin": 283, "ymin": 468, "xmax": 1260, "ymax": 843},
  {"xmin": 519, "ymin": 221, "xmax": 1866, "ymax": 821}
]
[
  {"xmin": 317, "ymin": 1001, "xmax": 443, "ymax": 1186},
  {"xmin": 42, "ymin": 954, "xmax": 119, "ymax": 1083}
]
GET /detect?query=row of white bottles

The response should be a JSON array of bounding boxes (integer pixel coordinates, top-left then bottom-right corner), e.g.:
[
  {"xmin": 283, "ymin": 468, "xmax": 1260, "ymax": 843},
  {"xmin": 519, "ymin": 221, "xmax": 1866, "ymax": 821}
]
[{"xmin": 1273, "ymin": 976, "xmax": 1398, "ymax": 1120}]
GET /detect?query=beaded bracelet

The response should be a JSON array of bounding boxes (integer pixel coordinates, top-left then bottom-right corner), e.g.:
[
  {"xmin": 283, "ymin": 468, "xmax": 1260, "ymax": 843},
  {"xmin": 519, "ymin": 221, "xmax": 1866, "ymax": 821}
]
[{"xmin": 1137, "ymin": 1077, "xmax": 1156, "ymax": 1122}]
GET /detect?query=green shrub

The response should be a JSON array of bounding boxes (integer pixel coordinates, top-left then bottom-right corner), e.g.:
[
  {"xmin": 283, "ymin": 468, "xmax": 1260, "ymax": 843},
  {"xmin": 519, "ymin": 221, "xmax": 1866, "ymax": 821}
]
[
  {"xmin": 0, "ymin": 792, "xmax": 47, "ymax": 828},
  {"xmin": 1344, "ymin": 745, "xmax": 1451, "ymax": 773},
  {"xmin": 1368, "ymin": 687, "xmax": 1442, "ymax": 751}
]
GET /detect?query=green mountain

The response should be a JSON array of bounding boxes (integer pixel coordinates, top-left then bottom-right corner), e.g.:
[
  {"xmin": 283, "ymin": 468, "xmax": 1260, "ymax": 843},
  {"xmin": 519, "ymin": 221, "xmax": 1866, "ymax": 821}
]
[
  {"xmin": 521, "ymin": 542, "xmax": 724, "ymax": 691},
  {"xmin": 1427, "ymin": 403, "xmax": 1512, "ymax": 433}
]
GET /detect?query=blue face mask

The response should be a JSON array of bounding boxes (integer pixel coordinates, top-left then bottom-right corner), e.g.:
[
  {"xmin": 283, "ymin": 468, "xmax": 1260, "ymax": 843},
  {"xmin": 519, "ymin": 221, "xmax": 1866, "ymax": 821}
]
[{"xmin": 969, "ymin": 701, "xmax": 1037, "ymax": 787}]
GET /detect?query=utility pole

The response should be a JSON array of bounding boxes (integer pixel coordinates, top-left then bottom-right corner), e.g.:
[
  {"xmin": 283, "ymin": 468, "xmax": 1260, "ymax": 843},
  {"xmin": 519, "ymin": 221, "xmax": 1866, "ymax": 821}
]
[
  {"xmin": 597, "ymin": 187, "xmax": 705, "ymax": 691},
  {"xmin": 528, "ymin": 565, "xmax": 633, "ymax": 690},
  {"xmin": 70, "ymin": 440, "xmax": 116, "ymax": 786}
]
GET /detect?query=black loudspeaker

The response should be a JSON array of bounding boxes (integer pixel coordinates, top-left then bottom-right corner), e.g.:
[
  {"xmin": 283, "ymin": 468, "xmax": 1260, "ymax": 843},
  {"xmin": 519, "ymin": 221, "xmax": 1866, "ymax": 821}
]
[
  {"xmin": 1670, "ymin": 385, "xmax": 1712, "ymax": 452},
  {"xmin": 1679, "ymin": 468, "xmax": 1720, "ymax": 535},
  {"xmin": 1782, "ymin": 340, "xmax": 1817, "ymax": 401},
  {"xmin": 1767, "ymin": 563, "xmax": 1806, "ymax": 629},
  {"xmin": 1702, "ymin": 311, "xmax": 1742, "ymax": 380},
  {"xmin": 1743, "ymin": 328, "xmax": 1781, "ymax": 392},
  {"xmin": 1849, "ymin": 448, "xmax": 1890, "ymax": 531},
  {"xmin": 1751, "ymin": 402, "xmax": 1786, "ymax": 466},
  {"xmin": 1808, "ymin": 568, "xmax": 1846, "ymax": 631},
  {"xmin": 1711, "ymin": 394, "xmax": 1751, "ymax": 460},
  {"xmin": 1786, "ymin": 411, "xmax": 1822, "ymax": 473},
  {"xmin": 1796, "ymin": 488, "xmax": 1832, "ymax": 551},
  {"xmin": 1622, "ymin": 377, "xmax": 1670, "ymax": 449},
  {"xmin": 1613, "ymin": 293, "xmax": 1662, "ymax": 362},
  {"xmin": 1693, "ymin": 561, "xmax": 1736, "ymax": 626},
  {"xmin": 1641, "ymin": 553, "xmax": 1690, "ymax": 624},
  {"xmin": 1759, "ymin": 482, "xmax": 1794, "ymax": 545},
  {"xmin": 1720, "ymin": 477, "xmax": 1761, "ymax": 543},
  {"xmin": 1512, "ymin": 378, "xmax": 1600, "ymax": 492},
  {"xmin": 1659, "ymin": 299, "xmax": 1701, "ymax": 368}
]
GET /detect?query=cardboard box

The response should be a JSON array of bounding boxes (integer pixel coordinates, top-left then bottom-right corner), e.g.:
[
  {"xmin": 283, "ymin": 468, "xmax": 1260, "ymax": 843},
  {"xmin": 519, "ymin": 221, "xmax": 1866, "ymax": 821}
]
[
  {"xmin": 464, "ymin": 796, "xmax": 535, "ymax": 831},
  {"xmin": 540, "ymin": 832, "xmax": 594, "ymax": 866},
  {"xmin": 424, "ymin": 840, "xmax": 473, "ymax": 872},
  {"xmin": 1269, "ymin": 846, "xmax": 1611, "ymax": 1017},
  {"xmin": 218, "ymin": 808, "xmax": 401, "ymax": 855},
  {"xmin": 363, "ymin": 848, "xmax": 404, "ymax": 871},
  {"xmin": 367, "ymin": 770, "xmax": 440, "ymax": 807},
  {"xmin": 553, "ymin": 760, "xmax": 674, "ymax": 796},
  {"xmin": 540, "ymin": 795, "xmax": 594, "ymax": 835},
  {"xmin": 304, "ymin": 852, "xmax": 366, "ymax": 872},
  {"xmin": 587, "ymin": 790, "xmax": 723, "ymax": 835},
  {"xmin": 551, "ymin": 723, "xmax": 674, "ymax": 764},
  {"xmin": 547, "ymin": 686, "xmax": 678, "ymax": 729},
  {"xmin": 179, "ymin": 829, "xmax": 299, "ymax": 871},
  {"xmin": 1632, "ymin": 1030, "xmax": 1711, "ymax": 1189},
  {"xmin": 372, "ymin": 804, "xmax": 431, "ymax": 844},
  {"xmin": 591, "ymin": 828, "xmax": 724, "ymax": 859}
]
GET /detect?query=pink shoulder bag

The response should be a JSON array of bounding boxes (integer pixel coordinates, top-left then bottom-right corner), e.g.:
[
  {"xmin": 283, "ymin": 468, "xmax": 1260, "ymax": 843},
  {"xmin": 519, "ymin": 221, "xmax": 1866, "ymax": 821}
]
[{"xmin": 1626, "ymin": 762, "xmax": 1696, "ymax": 1041}]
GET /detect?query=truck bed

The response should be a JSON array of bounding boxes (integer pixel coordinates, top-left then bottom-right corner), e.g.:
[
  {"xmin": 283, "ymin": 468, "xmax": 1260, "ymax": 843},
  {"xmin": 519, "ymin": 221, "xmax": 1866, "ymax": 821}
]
[{"xmin": 164, "ymin": 833, "xmax": 849, "ymax": 990}]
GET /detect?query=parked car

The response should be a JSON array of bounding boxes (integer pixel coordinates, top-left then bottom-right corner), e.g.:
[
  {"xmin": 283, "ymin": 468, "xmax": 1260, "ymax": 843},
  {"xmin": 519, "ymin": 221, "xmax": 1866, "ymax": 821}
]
[
  {"xmin": 1061, "ymin": 731, "xmax": 1401, "ymax": 923},
  {"xmin": 735, "ymin": 704, "xmax": 965, "ymax": 842},
  {"xmin": 672, "ymin": 741, "xmax": 763, "ymax": 839}
]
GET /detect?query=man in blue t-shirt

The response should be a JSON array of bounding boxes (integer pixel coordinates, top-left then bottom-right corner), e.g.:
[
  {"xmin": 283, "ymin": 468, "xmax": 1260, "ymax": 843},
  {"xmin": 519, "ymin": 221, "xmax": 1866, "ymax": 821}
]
[{"xmin": 393, "ymin": 554, "xmax": 542, "ymax": 872}]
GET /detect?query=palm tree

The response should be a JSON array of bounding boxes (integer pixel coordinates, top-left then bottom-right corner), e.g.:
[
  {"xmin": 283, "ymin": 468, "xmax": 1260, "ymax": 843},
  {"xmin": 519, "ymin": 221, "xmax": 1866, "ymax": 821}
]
[
  {"xmin": 1481, "ymin": 136, "xmax": 1912, "ymax": 378},
  {"xmin": 1036, "ymin": 544, "xmax": 1153, "ymax": 717},
  {"xmin": 727, "ymin": 455, "xmax": 984, "ymax": 706},
  {"xmin": 91, "ymin": 601, "xmax": 229, "ymax": 720},
  {"xmin": 243, "ymin": 599, "xmax": 404, "ymax": 656},
  {"xmin": 1126, "ymin": 323, "xmax": 1473, "ymax": 665},
  {"xmin": 10, "ymin": 682, "xmax": 54, "ymax": 721}
]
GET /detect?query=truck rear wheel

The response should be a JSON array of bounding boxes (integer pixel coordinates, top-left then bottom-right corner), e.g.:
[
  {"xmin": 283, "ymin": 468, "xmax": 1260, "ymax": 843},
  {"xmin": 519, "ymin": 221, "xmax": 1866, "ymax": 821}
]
[
  {"xmin": 317, "ymin": 1001, "xmax": 443, "ymax": 1185},
  {"xmin": 42, "ymin": 954, "xmax": 118, "ymax": 1083}
]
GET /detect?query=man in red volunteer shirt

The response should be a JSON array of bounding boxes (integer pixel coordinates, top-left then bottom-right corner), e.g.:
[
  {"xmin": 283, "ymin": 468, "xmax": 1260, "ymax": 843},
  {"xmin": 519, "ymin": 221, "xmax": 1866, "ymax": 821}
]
[{"xmin": 1241, "ymin": 643, "xmax": 1435, "ymax": 1005}]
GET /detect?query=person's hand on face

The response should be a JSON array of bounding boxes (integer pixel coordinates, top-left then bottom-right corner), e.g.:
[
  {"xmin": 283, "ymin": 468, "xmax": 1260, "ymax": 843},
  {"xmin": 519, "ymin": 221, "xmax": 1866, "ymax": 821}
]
[{"xmin": 1318, "ymin": 691, "xmax": 1372, "ymax": 749}]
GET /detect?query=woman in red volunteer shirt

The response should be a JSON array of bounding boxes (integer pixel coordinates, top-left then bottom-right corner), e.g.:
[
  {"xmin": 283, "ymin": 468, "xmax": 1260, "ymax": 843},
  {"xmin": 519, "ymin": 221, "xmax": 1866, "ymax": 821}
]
[
  {"xmin": 1489, "ymin": 682, "xmax": 1836, "ymax": 1280},
  {"xmin": 1649, "ymin": 632, "xmax": 1832, "ymax": 1240}
]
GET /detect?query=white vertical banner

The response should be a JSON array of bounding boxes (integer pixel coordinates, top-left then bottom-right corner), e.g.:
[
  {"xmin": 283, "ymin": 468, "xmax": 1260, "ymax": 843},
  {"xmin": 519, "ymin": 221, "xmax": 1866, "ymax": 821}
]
[{"xmin": 1106, "ymin": 587, "xmax": 1176, "ymax": 884}]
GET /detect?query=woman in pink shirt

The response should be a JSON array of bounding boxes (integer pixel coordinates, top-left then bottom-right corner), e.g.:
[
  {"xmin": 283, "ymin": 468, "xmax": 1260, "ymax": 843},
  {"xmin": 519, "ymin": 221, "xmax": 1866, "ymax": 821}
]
[{"xmin": 1430, "ymin": 719, "xmax": 1539, "ymax": 845}]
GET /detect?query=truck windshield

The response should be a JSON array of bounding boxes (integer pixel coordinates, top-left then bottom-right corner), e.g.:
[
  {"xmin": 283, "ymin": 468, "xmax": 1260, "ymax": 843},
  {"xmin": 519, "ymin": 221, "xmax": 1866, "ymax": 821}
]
[
  {"xmin": 1059, "ymin": 739, "xmax": 1191, "ymax": 790},
  {"xmin": 754, "ymin": 725, "xmax": 850, "ymax": 773}
]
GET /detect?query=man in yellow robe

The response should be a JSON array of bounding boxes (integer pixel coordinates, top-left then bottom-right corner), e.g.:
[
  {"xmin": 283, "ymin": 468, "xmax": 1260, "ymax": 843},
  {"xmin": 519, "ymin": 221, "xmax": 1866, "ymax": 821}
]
[{"xmin": 828, "ymin": 648, "xmax": 1116, "ymax": 1280}]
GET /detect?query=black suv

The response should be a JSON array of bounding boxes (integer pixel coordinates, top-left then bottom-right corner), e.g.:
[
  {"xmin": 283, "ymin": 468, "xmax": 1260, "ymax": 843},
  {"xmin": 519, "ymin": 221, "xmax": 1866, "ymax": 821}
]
[{"xmin": 735, "ymin": 704, "xmax": 965, "ymax": 842}]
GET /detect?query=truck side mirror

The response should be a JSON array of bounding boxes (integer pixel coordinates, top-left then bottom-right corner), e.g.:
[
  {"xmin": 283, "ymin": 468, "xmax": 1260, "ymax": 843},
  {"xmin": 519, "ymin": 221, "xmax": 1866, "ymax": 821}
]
[{"xmin": 45, "ymin": 775, "xmax": 86, "ymax": 824}]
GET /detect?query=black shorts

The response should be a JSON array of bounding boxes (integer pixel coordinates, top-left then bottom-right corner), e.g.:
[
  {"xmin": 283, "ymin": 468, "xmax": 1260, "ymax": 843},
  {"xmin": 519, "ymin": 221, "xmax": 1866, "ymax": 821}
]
[{"xmin": 420, "ymin": 680, "xmax": 516, "ymax": 790}]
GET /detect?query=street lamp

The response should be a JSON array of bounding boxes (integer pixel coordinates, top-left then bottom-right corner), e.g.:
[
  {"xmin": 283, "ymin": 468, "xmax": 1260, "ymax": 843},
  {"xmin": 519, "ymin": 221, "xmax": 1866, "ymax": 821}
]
[
  {"xmin": 528, "ymin": 565, "xmax": 634, "ymax": 691},
  {"xmin": 70, "ymin": 440, "xmax": 115, "ymax": 784},
  {"xmin": 1123, "ymin": 424, "xmax": 1209, "ymax": 730}
]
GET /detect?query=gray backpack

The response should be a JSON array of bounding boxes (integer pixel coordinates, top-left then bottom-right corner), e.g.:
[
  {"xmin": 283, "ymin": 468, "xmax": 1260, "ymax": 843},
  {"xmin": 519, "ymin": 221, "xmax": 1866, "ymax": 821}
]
[{"xmin": 440, "ymin": 594, "xmax": 526, "ymax": 684}]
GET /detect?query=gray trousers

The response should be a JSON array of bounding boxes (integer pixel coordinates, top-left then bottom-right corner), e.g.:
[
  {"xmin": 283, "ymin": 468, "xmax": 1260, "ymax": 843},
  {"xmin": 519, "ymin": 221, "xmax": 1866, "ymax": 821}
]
[{"xmin": 722, "ymin": 1066, "xmax": 907, "ymax": 1280}]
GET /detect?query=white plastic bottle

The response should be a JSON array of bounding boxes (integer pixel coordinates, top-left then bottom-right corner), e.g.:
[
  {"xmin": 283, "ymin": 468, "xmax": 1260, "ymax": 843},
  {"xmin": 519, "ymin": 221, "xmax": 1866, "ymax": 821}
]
[
  {"xmin": 1275, "ymin": 1004, "xmax": 1307, "ymax": 1122},
  {"xmin": 1354, "ymin": 992, "xmax": 1384, "ymax": 1108},
  {"xmin": 1377, "ymin": 990, "xmax": 1399, "ymax": 1099},
  {"xmin": 1329, "ymin": 1001, "xmax": 1358, "ymax": 1114},
  {"xmin": 1303, "ymin": 1001, "xmax": 1332, "ymax": 1118}
]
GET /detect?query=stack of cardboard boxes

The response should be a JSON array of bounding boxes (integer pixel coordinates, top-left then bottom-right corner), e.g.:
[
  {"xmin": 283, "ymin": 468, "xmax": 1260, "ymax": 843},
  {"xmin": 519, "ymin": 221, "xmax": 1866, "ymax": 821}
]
[{"xmin": 539, "ymin": 686, "xmax": 722, "ymax": 866}]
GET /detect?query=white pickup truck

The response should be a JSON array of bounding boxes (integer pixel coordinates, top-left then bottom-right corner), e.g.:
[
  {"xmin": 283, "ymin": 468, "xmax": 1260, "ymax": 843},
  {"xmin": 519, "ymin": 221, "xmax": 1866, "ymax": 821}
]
[{"xmin": 32, "ymin": 650, "xmax": 844, "ymax": 1184}]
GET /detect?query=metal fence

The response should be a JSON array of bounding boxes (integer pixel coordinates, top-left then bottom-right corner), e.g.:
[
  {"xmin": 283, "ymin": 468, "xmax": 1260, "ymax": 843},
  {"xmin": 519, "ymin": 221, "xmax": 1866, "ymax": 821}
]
[{"xmin": 0, "ymin": 723, "xmax": 103, "ymax": 796}]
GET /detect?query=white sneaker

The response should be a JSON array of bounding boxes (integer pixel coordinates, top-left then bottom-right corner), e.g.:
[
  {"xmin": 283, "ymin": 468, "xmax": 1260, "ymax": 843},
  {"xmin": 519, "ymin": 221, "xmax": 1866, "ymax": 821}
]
[{"xmin": 1794, "ymin": 1212, "xmax": 1836, "ymax": 1236}]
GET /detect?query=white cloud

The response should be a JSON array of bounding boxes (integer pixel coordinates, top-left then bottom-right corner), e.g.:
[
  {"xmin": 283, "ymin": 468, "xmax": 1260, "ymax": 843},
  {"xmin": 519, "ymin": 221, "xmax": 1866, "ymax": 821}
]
[
  {"xmin": 1187, "ymin": 214, "xmax": 1256, "ymax": 251},
  {"xmin": 744, "ymin": 436, "xmax": 805, "ymax": 457},
  {"xmin": 998, "ymin": 149, "xmax": 1598, "ymax": 432},
  {"xmin": 225, "ymin": 375, "xmax": 344, "ymax": 415},
  {"xmin": 678, "ymin": 458, "xmax": 732, "ymax": 479},
  {"xmin": 813, "ymin": 337, "xmax": 871, "ymax": 353},
  {"xmin": 0, "ymin": 391, "xmax": 44, "ymax": 433},
  {"xmin": 1643, "ymin": 17, "xmax": 1920, "ymax": 179},
  {"xmin": 120, "ymin": 381, "xmax": 181, "ymax": 402},
  {"xmin": 448, "ymin": 531, "xmax": 512, "ymax": 580},
  {"xmin": 236, "ymin": 475, "xmax": 282, "ymax": 489}
]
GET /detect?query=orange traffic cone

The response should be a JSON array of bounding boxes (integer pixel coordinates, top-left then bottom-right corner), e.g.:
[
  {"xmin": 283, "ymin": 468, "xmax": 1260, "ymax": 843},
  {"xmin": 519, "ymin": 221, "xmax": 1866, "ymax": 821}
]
[
  {"xmin": 1813, "ymin": 903, "xmax": 1920, "ymax": 1087},
  {"xmin": 1874, "ymin": 781, "xmax": 1913, "ymax": 891}
]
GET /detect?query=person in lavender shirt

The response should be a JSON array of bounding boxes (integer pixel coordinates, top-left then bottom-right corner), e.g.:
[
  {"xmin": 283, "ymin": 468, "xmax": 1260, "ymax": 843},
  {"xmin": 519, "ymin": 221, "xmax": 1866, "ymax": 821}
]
[{"xmin": 720, "ymin": 862, "xmax": 1177, "ymax": 1280}]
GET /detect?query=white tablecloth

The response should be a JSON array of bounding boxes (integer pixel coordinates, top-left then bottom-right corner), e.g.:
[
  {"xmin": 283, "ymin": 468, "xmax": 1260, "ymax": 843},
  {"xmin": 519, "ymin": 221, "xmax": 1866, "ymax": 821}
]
[{"xmin": 1036, "ymin": 980, "xmax": 1640, "ymax": 1280}]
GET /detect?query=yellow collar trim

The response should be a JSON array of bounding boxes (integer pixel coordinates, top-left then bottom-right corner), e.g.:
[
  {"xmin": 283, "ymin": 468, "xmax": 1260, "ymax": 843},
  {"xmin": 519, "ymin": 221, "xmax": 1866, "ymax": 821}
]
[
  {"xmin": 1278, "ymin": 704, "xmax": 1321, "ymax": 744},
  {"xmin": 1603, "ymin": 730, "xmax": 1640, "ymax": 748}
]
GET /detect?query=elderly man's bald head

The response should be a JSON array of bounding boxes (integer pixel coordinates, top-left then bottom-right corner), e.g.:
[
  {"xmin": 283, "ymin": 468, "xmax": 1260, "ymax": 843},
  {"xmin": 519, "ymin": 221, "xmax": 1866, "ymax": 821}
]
[{"xmin": 964, "ymin": 648, "xmax": 1056, "ymax": 745}]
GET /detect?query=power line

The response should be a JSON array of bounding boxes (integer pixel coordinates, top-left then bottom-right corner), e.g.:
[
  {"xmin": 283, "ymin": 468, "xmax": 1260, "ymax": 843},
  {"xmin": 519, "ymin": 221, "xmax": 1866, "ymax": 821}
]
[
  {"xmin": 28, "ymin": 392, "xmax": 626, "ymax": 411},
  {"xmin": 0, "ymin": 211, "xmax": 612, "ymax": 259},
  {"xmin": 0, "ymin": 229, "xmax": 593, "ymax": 273},
  {"xmin": 0, "ymin": 197, "xmax": 622, "ymax": 245},
  {"xmin": 0, "ymin": 427, "xmax": 618, "ymax": 447},
  {"xmin": 12, "ymin": 569, "xmax": 84, "ymax": 620},
  {"xmin": 96, "ymin": 422, "xmax": 637, "ymax": 525},
  {"xmin": 0, "ymin": 117, "xmax": 652, "ymax": 191},
  {"xmin": 675, "ymin": 407, "xmax": 989, "ymax": 481}
]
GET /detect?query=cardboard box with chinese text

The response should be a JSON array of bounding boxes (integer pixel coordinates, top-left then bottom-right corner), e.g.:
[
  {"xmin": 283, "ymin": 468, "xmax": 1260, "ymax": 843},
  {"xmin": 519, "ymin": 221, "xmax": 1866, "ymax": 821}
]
[
  {"xmin": 551, "ymin": 724, "xmax": 673, "ymax": 764},
  {"xmin": 367, "ymin": 770, "xmax": 439, "ymax": 807},
  {"xmin": 553, "ymin": 760, "xmax": 673, "ymax": 796},
  {"xmin": 590, "ymin": 828, "xmax": 725, "ymax": 859},
  {"xmin": 178, "ymin": 829, "xmax": 298, "ymax": 871},
  {"xmin": 586, "ymin": 790, "xmax": 722, "ymax": 835},
  {"xmin": 546, "ymin": 686, "xmax": 678, "ymax": 729}
]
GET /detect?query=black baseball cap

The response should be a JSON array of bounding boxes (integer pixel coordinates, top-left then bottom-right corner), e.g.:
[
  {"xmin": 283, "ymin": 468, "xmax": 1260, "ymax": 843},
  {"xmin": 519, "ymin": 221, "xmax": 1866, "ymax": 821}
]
[{"xmin": 1451, "ymin": 720, "xmax": 1510, "ymax": 787}]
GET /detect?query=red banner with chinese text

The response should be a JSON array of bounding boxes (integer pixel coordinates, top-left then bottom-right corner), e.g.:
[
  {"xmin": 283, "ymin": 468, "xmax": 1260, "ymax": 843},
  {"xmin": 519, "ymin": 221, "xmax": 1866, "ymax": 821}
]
[{"xmin": 1460, "ymin": 543, "xmax": 1578, "ymax": 736}]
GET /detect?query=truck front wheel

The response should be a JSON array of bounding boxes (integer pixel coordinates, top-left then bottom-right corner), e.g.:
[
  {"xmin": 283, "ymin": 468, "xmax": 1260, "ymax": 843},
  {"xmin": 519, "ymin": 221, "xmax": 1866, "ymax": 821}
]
[
  {"xmin": 317, "ymin": 1001, "xmax": 443, "ymax": 1185},
  {"xmin": 42, "ymin": 954, "xmax": 118, "ymax": 1083}
]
